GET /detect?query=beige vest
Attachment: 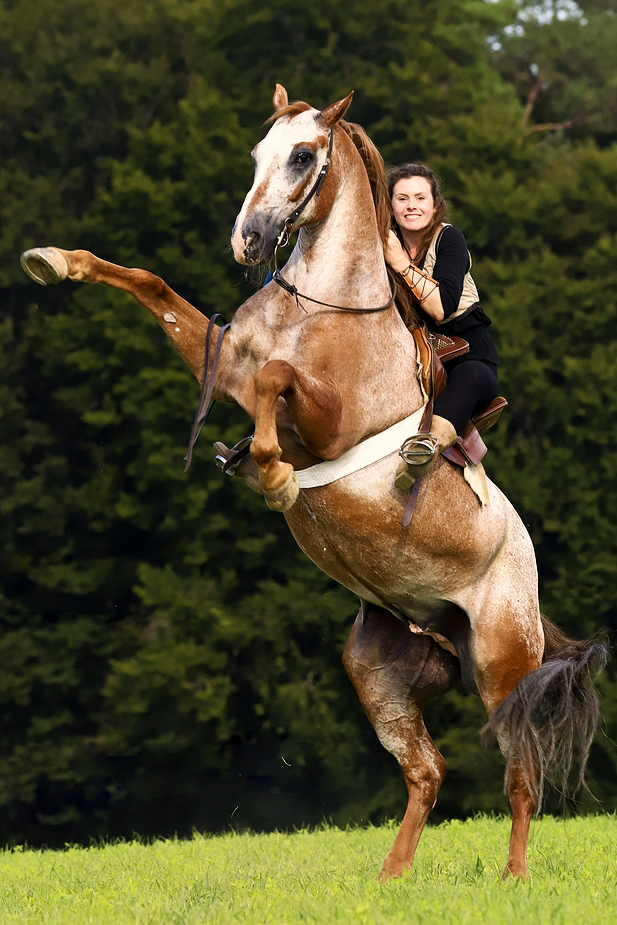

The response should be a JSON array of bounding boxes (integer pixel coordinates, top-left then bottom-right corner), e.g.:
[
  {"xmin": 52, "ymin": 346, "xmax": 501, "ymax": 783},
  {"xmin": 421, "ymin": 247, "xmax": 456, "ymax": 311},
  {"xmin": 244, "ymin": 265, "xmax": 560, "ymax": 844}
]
[{"xmin": 422, "ymin": 223, "xmax": 479, "ymax": 325}]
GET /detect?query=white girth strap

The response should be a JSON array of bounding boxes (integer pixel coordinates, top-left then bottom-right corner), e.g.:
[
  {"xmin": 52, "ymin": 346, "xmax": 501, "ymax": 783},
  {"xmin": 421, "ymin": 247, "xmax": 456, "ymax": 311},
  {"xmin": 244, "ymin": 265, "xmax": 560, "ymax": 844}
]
[{"xmin": 295, "ymin": 406, "xmax": 424, "ymax": 489}]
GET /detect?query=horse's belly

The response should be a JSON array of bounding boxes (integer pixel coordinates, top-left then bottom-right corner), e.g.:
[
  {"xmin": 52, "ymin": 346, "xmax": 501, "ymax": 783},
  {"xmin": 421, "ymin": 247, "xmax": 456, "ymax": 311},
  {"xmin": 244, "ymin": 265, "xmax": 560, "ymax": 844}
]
[{"xmin": 284, "ymin": 453, "xmax": 513, "ymax": 615}]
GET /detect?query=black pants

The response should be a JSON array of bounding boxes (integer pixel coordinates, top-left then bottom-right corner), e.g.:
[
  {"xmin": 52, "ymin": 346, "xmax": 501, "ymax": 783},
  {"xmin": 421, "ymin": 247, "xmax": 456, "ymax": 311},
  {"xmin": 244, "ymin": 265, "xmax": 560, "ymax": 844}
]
[{"xmin": 433, "ymin": 359, "xmax": 499, "ymax": 435}]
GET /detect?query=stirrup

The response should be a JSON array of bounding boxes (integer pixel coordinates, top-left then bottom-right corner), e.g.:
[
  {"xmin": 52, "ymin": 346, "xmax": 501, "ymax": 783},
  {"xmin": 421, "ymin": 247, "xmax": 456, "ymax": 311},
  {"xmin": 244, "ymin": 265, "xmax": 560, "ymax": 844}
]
[
  {"xmin": 213, "ymin": 436, "xmax": 262, "ymax": 493},
  {"xmin": 399, "ymin": 433, "xmax": 439, "ymax": 468},
  {"xmin": 214, "ymin": 435, "xmax": 253, "ymax": 475}
]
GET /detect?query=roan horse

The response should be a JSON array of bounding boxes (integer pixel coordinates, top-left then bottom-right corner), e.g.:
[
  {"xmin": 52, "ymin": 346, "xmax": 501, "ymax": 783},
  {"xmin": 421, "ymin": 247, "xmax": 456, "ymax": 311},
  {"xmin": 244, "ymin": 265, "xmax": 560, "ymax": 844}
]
[{"xmin": 21, "ymin": 85, "xmax": 604, "ymax": 881}]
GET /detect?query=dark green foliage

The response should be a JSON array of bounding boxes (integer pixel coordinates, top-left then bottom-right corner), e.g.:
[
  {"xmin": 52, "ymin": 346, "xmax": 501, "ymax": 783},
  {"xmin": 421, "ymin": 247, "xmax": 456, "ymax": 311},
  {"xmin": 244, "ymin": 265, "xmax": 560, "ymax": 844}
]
[{"xmin": 1, "ymin": 0, "xmax": 617, "ymax": 845}]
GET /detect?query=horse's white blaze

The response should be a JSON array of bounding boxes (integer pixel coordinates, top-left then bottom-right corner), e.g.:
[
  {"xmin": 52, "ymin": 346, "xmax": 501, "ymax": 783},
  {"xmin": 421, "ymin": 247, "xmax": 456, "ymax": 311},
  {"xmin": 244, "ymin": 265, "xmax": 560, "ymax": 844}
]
[{"xmin": 231, "ymin": 109, "xmax": 330, "ymax": 262}]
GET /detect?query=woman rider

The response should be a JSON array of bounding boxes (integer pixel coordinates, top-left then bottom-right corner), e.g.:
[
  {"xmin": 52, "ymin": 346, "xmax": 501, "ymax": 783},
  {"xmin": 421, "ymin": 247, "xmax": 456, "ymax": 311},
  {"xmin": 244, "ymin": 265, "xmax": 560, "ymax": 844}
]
[{"xmin": 385, "ymin": 164, "xmax": 499, "ymax": 490}]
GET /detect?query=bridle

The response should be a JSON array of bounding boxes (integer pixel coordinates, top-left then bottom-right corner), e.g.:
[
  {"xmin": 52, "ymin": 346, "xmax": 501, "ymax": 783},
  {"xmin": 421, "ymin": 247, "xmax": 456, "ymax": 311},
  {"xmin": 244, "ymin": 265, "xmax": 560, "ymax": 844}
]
[
  {"xmin": 272, "ymin": 128, "xmax": 334, "ymax": 260},
  {"xmin": 271, "ymin": 127, "xmax": 396, "ymax": 315}
]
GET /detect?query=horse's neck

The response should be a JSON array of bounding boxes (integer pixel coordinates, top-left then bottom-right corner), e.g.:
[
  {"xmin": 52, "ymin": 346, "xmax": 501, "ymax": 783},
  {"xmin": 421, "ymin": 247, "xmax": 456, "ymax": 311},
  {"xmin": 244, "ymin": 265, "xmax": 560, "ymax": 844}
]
[{"xmin": 284, "ymin": 172, "xmax": 389, "ymax": 305}]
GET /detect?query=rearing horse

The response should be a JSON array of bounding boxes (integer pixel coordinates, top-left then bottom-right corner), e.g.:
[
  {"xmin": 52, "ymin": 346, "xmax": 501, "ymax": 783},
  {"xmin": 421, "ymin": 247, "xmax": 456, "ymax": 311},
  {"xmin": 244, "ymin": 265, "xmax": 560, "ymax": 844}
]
[{"xmin": 21, "ymin": 84, "xmax": 603, "ymax": 881}]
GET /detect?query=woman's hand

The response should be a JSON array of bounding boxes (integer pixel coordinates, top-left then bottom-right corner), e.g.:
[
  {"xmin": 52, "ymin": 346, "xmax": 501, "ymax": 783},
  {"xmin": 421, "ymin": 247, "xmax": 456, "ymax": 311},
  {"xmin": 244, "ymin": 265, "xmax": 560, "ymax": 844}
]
[{"xmin": 384, "ymin": 230, "xmax": 410, "ymax": 274}]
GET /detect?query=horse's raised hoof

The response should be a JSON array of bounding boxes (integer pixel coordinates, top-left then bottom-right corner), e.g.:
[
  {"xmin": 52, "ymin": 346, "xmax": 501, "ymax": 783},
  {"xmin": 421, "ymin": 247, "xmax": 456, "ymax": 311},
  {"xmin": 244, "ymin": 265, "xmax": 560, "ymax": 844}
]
[
  {"xmin": 20, "ymin": 248, "xmax": 69, "ymax": 286},
  {"xmin": 264, "ymin": 469, "xmax": 299, "ymax": 512}
]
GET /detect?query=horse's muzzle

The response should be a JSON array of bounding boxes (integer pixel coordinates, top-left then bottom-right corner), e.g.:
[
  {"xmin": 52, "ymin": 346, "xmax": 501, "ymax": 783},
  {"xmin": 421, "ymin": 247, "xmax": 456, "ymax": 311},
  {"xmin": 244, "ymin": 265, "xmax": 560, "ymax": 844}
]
[{"xmin": 231, "ymin": 216, "xmax": 279, "ymax": 266}]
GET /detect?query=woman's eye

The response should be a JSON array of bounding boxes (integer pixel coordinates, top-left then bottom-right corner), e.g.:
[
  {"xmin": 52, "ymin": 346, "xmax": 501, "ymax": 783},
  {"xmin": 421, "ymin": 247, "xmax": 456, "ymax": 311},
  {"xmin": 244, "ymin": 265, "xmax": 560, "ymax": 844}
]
[{"xmin": 295, "ymin": 152, "xmax": 313, "ymax": 165}]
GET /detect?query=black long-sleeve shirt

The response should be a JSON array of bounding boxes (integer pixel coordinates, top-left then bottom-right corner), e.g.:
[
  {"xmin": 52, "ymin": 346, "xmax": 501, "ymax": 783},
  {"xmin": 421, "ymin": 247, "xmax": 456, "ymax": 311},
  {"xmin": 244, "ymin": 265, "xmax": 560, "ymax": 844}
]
[{"xmin": 419, "ymin": 225, "xmax": 498, "ymax": 367}]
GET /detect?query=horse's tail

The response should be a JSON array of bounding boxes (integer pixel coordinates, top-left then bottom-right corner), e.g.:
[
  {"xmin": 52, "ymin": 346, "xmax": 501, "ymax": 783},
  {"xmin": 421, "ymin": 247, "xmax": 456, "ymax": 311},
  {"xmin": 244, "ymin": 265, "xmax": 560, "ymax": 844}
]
[{"xmin": 482, "ymin": 615, "xmax": 607, "ymax": 809}]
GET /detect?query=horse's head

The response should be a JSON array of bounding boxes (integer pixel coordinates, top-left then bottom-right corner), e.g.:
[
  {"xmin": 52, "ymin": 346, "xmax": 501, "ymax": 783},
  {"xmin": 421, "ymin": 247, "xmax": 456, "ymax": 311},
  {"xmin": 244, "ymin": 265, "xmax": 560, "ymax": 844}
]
[{"xmin": 231, "ymin": 84, "xmax": 353, "ymax": 265}]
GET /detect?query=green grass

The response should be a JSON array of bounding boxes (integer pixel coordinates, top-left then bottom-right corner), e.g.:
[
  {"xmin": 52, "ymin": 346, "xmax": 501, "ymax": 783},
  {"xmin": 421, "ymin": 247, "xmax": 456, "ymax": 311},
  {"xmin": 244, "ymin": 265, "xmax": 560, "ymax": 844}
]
[{"xmin": 1, "ymin": 816, "xmax": 616, "ymax": 924}]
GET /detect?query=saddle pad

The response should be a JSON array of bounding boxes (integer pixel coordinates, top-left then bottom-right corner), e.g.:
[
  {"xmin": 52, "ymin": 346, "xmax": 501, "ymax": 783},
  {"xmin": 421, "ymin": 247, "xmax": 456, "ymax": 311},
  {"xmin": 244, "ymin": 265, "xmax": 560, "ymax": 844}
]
[
  {"xmin": 295, "ymin": 406, "xmax": 424, "ymax": 489},
  {"xmin": 462, "ymin": 460, "xmax": 490, "ymax": 507}
]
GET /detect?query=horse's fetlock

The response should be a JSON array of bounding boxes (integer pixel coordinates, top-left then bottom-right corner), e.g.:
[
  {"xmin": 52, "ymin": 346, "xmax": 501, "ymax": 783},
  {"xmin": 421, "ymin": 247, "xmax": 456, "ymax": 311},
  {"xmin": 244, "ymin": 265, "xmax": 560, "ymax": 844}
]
[{"xmin": 250, "ymin": 441, "xmax": 280, "ymax": 469}]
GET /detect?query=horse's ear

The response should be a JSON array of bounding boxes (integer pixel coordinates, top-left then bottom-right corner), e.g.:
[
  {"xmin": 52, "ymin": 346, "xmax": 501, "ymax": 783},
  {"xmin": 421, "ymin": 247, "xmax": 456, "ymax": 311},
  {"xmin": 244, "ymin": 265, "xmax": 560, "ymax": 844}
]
[
  {"xmin": 273, "ymin": 84, "xmax": 289, "ymax": 111},
  {"xmin": 316, "ymin": 91, "xmax": 354, "ymax": 127}
]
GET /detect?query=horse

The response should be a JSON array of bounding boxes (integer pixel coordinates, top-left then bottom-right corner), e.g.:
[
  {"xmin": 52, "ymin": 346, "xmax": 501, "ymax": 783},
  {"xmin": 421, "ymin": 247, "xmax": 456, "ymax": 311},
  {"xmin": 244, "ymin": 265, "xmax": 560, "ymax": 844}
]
[{"xmin": 20, "ymin": 84, "xmax": 604, "ymax": 881}]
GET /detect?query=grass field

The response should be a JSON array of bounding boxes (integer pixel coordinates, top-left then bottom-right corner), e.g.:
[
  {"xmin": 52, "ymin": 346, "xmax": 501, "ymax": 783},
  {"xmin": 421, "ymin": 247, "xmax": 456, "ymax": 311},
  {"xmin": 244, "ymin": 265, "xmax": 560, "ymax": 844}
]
[{"xmin": 1, "ymin": 816, "xmax": 616, "ymax": 924}]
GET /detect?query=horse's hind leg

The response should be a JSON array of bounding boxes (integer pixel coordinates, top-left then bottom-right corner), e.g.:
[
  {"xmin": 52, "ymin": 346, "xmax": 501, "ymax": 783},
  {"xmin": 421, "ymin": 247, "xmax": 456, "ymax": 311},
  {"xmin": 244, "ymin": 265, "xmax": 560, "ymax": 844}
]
[
  {"xmin": 472, "ymin": 600, "xmax": 544, "ymax": 880},
  {"xmin": 343, "ymin": 603, "xmax": 460, "ymax": 881},
  {"xmin": 21, "ymin": 247, "xmax": 210, "ymax": 380}
]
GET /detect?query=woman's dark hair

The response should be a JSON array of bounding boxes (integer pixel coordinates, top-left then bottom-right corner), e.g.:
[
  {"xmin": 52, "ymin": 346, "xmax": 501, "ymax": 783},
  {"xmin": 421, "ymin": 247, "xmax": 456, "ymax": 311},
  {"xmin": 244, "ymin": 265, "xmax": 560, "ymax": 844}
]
[{"xmin": 388, "ymin": 163, "xmax": 449, "ymax": 265}]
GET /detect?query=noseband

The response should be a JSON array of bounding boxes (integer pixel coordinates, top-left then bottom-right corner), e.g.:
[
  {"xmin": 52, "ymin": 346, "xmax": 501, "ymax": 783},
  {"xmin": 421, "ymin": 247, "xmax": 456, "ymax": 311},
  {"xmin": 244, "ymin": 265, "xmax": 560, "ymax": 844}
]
[{"xmin": 270, "ymin": 127, "xmax": 395, "ymax": 315}]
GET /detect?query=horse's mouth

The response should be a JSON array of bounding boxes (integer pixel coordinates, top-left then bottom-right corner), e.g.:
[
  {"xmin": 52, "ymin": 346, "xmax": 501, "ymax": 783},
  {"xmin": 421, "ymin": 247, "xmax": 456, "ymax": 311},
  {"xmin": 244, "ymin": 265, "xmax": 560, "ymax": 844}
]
[{"xmin": 232, "ymin": 228, "xmax": 277, "ymax": 266}]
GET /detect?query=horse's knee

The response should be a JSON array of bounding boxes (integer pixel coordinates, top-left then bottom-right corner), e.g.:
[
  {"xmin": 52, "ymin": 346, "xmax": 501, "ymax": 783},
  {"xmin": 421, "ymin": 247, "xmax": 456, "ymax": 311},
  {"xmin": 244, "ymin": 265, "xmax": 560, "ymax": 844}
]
[{"xmin": 138, "ymin": 270, "xmax": 167, "ymax": 299}]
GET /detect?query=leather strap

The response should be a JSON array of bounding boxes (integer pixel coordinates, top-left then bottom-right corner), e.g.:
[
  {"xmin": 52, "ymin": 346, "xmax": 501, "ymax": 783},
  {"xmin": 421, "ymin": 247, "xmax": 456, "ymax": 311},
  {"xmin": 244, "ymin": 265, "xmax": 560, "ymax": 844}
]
[
  {"xmin": 457, "ymin": 423, "xmax": 487, "ymax": 466},
  {"xmin": 402, "ymin": 337, "xmax": 440, "ymax": 528},
  {"xmin": 442, "ymin": 425, "xmax": 487, "ymax": 468},
  {"xmin": 185, "ymin": 315, "xmax": 231, "ymax": 471},
  {"xmin": 272, "ymin": 269, "xmax": 397, "ymax": 315},
  {"xmin": 402, "ymin": 478, "xmax": 422, "ymax": 527}
]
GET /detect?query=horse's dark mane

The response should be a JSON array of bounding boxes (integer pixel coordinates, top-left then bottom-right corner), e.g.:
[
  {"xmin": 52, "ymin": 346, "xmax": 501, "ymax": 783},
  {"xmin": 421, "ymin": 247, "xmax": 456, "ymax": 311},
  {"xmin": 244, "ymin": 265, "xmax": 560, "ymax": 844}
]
[{"xmin": 267, "ymin": 102, "xmax": 417, "ymax": 327}]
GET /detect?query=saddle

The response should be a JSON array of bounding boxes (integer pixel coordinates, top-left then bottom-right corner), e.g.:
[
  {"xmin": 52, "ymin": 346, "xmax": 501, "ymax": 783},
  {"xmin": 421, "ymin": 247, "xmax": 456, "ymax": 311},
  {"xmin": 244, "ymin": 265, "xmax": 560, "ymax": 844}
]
[{"xmin": 411, "ymin": 324, "xmax": 507, "ymax": 468}]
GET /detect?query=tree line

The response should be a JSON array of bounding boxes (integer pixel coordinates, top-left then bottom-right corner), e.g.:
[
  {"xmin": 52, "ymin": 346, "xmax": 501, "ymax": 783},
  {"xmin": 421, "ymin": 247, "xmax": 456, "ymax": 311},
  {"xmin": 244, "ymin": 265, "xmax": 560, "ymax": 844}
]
[{"xmin": 1, "ymin": 0, "xmax": 617, "ymax": 845}]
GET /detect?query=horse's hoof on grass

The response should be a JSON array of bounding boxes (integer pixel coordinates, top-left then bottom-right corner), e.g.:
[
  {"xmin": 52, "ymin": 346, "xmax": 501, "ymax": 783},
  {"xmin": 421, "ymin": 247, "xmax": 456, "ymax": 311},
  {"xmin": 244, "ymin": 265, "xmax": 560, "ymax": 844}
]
[
  {"xmin": 502, "ymin": 862, "xmax": 528, "ymax": 881},
  {"xmin": 264, "ymin": 470, "xmax": 299, "ymax": 512},
  {"xmin": 21, "ymin": 248, "xmax": 69, "ymax": 286},
  {"xmin": 378, "ymin": 864, "xmax": 405, "ymax": 883}
]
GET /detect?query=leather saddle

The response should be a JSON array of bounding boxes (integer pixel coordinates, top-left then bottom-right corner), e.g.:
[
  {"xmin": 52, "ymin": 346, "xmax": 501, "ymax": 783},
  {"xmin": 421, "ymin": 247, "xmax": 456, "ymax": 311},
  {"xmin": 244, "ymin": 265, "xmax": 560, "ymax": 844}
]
[{"xmin": 411, "ymin": 324, "xmax": 507, "ymax": 468}]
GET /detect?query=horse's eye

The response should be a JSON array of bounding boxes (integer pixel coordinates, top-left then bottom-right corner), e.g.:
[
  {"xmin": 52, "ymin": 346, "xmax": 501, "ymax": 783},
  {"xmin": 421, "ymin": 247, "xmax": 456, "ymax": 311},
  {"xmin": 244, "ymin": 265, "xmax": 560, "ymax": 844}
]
[{"xmin": 294, "ymin": 152, "xmax": 313, "ymax": 165}]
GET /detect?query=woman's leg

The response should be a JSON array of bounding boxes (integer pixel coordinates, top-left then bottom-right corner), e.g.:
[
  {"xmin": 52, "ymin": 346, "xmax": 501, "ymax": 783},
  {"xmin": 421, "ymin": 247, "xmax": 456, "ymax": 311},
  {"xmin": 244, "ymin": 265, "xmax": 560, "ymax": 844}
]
[
  {"xmin": 395, "ymin": 360, "xmax": 499, "ymax": 490},
  {"xmin": 433, "ymin": 360, "xmax": 499, "ymax": 435}
]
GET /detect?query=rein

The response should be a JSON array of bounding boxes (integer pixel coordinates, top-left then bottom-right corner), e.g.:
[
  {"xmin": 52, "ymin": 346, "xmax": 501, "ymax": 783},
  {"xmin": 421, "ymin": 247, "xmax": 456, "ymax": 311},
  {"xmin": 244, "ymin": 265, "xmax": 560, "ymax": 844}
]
[
  {"xmin": 272, "ymin": 269, "xmax": 397, "ymax": 315},
  {"xmin": 271, "ymin": 128, "xmax": 396, "ymax": 315},
  {"xmin": 184, "ymin": 313, "xmax": 230, "ymax": 471}
]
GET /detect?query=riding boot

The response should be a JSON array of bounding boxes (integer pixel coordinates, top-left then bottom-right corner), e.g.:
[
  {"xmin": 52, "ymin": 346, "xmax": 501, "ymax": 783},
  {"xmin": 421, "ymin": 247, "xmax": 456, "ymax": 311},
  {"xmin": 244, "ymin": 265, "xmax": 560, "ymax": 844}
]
[
  {"xmin": 394, "ymin": 415, "xmax": 458, "ymax": 492},
  {"xmin": 213, "ymin": 438, "xmax": 262, "ymax": 493}
]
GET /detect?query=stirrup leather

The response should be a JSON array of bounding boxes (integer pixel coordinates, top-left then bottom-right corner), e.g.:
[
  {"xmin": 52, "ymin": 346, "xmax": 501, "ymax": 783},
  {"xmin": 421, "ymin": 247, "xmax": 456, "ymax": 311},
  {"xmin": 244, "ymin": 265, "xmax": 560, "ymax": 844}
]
[{"xmin": 399, "ymin": 433, "xmax": 439, "ymax": 468}]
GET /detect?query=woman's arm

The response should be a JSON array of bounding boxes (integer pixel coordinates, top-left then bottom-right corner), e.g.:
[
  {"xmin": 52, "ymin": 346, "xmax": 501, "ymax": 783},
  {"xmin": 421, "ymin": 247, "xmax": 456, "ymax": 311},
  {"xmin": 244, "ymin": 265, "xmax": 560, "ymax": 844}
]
[{"xmin": 385, "ymin": 227, "xmax": 470, "ymax": 323}]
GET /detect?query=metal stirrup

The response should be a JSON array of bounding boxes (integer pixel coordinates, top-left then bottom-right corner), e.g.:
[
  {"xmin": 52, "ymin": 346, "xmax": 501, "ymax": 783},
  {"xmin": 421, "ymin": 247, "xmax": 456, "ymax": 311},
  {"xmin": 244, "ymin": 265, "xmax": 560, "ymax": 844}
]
[{"xmin": 399, "ymin": 433, "xmax": 439, "ymax": 466}]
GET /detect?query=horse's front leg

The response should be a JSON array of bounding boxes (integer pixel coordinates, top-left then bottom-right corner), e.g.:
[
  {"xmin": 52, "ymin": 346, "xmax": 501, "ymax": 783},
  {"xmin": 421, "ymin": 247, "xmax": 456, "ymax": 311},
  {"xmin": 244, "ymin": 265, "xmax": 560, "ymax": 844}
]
[
  {"xmin": 251, "ymin": 359, "xmax": 342, "ymax": 512},
  {"xmin": 251, "ymin": 360, "xmax": 299, "ymax": 511},
  {"xmin": 21, "ymin": 247, "xmax": 210, "ymax": 381}
]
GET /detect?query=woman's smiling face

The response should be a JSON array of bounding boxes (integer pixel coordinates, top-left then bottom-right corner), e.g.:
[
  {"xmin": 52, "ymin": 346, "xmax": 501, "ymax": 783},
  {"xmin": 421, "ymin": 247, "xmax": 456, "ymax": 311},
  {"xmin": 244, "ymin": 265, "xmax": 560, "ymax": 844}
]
[{"xmin": 391, "ymin": 176, "xmax": 436, "ymax": 234}]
